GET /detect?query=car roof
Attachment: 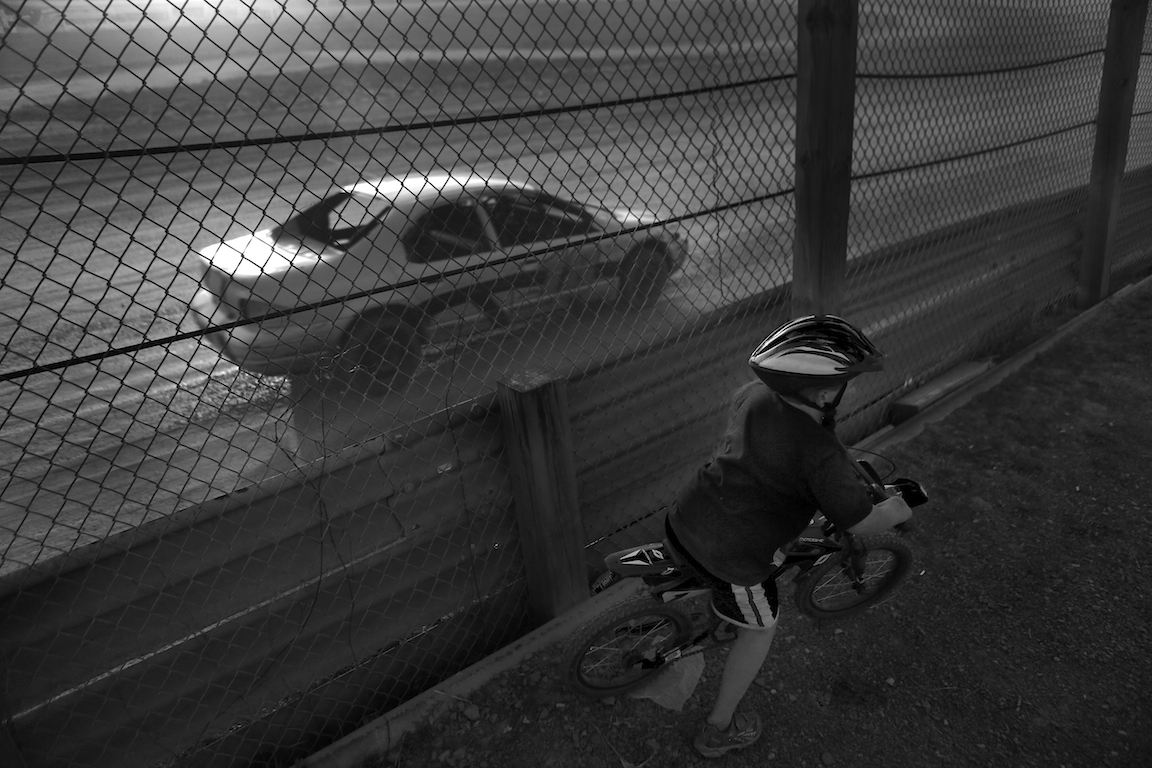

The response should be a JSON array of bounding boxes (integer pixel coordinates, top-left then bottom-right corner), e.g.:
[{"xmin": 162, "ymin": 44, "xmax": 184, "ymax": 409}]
[{"xmin": 346, "ymin": 172, "xmax": 540, "ymax": 206}]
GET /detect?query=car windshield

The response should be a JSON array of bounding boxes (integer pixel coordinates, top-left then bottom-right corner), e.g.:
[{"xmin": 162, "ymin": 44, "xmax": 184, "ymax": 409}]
[
  {"xmin": 275, "ymin": 191, "xmax": 391, "ymax": 249},
  {"xmin": 534, "ymin": 189, "xmax": 612, "ymax": 230},
  {"xmin": 531, "ymin": 189, "xmax": 595, "ymax": 220}
]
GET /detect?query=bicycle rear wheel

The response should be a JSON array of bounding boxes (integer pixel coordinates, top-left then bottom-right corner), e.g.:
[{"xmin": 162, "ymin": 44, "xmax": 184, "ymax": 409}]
[
  {"xmin": 566, "ymin": 599, "xmax": 693, "ymax": 697},
  {"xmin": 793, "ymin": 533, "xmax": 913, "ymax": 619}
]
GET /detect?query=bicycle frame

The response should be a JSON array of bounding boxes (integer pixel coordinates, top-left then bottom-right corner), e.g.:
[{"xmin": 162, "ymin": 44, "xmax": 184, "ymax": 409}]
[
  {"xmin": 593, "ymin": 459, "xmax": 928, "ymax": 602},
  {"xmin": 600, "ymin": 519, "xmax": 849, "ymax": 605}
]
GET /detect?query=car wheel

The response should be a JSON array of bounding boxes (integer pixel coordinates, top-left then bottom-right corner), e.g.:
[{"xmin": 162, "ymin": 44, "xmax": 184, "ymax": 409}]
[
  {"xmin": 618, "ymin": 242, "xmax": 673, "ymax": 308},
  {"xmin": 343, "ymin": 308, "xmax": 425, "ymax": 396}
]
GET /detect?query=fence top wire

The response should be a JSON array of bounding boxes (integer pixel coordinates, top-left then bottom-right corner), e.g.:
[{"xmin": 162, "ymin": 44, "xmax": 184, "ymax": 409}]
[
  {"xmin": 858, "ymin": 48, "xmax": 1106, "ymax": 79},
  {"xmin": 11, "ymin": 43, "xmax": 1131, "ymax": 169},
  {"xmin": 0, "ymin": 74, "xmax": 792, "ymax": 168},
  {"xmin": 852, "ymin": 116, "xmax": 1100, "ymax": 182}
]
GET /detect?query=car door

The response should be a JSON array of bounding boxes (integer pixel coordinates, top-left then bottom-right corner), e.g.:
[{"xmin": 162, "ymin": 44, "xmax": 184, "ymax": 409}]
[
  {"xmin": 481, "ymin": 189, "xmax": 605, "ymax": 295},
  {"xmin": 399, "ymin": 196, "xmax": 513, "ymax": 314}
]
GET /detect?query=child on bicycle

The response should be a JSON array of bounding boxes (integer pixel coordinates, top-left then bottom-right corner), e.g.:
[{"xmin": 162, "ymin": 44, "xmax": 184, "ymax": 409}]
[{"xmin": 664, "ymin": 314, "xmax": 913, "ymax": 759}]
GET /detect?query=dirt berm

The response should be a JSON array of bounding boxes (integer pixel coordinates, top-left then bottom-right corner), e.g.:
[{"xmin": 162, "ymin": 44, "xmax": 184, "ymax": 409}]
[{"xmin": 319, "ymin": 275, "xmax": 1152, "ymax": 768}]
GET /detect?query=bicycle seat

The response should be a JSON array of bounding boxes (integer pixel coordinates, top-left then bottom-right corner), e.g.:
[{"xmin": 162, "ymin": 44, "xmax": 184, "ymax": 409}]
[{"xmin": 603, "ymin": 539, "xmax": 684, "ymax": 576}]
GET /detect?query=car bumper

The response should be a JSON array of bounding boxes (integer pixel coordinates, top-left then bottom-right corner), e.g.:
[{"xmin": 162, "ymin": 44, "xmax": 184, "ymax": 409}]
[{"xmin": 187, "ymin": 288, "xmax": 340, "ymax": 376}]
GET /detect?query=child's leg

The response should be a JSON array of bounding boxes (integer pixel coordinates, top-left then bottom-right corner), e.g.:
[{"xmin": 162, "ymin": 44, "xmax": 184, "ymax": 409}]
[{"xmin": 707, "ymin": 623, "xmax": 778, "ymax": 728}]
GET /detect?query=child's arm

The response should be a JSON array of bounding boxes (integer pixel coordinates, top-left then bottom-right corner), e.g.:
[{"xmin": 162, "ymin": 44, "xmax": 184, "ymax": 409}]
[{"xmin": 846, "ymin": 495, "xmax": 913, "ymax": 535}]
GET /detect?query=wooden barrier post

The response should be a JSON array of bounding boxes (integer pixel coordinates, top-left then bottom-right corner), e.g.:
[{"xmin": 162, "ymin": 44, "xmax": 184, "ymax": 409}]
[
  {"xmin": 793, "ymin": 0, "xmax": 860, "ymax": 318},
  {"xmin": 496, "ymin": 369, "xmax": 588, "ymax": 622},
  {"xmin": 1079, "ymin": 0, "xmax": 1150, "ymax": 308},
  {"xmin": 0, "ymin": 725, "xmax": 26, "ymax": 768},
  {"xmin": 0, "ymin": 662, "xmax": 28, "ymax": 768}
]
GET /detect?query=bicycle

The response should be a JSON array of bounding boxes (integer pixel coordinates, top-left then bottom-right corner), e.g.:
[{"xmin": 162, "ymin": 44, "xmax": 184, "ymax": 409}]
[{"xmin": 566, "ymin": 455, "xmax": 929, "ymax": 698}]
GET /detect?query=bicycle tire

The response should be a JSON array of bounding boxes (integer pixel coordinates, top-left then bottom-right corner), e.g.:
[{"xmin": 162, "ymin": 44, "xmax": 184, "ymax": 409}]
[
  {"xmin": 566, "ymin": 598, "xmax": 693, "ymax": 698},
  {"xmin": 793, "ymin": 533, "xmax": 913, "ymax": 620}
]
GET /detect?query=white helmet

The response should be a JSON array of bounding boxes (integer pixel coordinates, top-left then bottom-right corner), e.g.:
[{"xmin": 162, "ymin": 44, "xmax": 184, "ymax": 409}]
[{"xmin": 749, "ymin": 314, "xmax": 883, "ymax": 399}]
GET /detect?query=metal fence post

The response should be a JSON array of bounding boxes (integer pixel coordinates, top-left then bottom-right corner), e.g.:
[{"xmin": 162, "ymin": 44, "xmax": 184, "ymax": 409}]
[
  {"xmin": 497, "ymin": 369, "xmax": 588, "ymax": 623},
  {"xmin": 1080, "ymin": 0, "xmax": 1150, "ymax": 308},
  {"xmin": 793, "ymin": 0, "xmax": 860, "ymax": 317}
]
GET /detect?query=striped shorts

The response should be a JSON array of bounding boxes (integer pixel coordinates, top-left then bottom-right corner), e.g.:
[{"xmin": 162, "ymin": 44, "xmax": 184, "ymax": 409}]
[
  {"xmin": 665, "ymin": 517, "xmax": 780, "ymax": 631},
  {"xmin": 707, "ymin": 575, "xmax": 780, "ymax": 630}
]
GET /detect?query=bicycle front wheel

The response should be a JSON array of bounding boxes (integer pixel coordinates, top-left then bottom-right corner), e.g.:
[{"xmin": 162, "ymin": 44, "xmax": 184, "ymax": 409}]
[
  {"xmin": 566, "ymin": 599, "xmax": 693, "ymax": 698},
  {"xmin": 794, "ymin": 533, "xmax": 913, "ymax": 620}
]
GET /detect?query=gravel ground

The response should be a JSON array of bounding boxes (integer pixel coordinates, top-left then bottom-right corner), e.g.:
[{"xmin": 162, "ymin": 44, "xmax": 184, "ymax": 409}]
[{"xmin": 358, "ymin": 278, "xmax": 1152, "ymax": 768}]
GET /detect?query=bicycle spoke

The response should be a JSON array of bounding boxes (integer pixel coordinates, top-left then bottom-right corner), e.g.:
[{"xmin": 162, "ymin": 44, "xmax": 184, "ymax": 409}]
[
  {"xmin": 811, "ymin": 551, "xmax": 899, "ymax": 606},
  {"xmin": 577, "ymin": 617, "xmax": 676, "ymax": 680}
]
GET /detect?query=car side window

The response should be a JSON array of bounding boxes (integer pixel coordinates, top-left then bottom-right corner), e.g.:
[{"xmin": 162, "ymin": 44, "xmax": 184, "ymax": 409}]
[
  {"xmin": 486, "ymin": 194, "xmax": 591, "ymax": 247},
  {"xmin": 403, "ymin": 201, "xmax": 489, "ymax": 263}
]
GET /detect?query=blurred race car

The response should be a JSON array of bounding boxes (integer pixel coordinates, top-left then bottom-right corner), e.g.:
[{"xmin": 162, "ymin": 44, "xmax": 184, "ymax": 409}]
[{"xmin": 184, "ymin": 172, "xmax": 688, "ymax": 391}]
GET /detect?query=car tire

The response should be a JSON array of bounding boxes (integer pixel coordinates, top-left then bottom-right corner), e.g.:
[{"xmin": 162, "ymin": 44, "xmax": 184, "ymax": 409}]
[
  {"xmin": 343, "ymin": 308, "xmax": 425, "ymax": 396},
  {"xmin": 619, "ymin": 242, "xmax": 673, "ymax": 308}
]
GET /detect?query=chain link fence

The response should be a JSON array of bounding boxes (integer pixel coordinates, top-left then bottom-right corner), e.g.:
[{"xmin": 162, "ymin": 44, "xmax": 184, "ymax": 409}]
[{"xmin": 1, "ymin": 0, "xmax": 1149, "ymax": 765}]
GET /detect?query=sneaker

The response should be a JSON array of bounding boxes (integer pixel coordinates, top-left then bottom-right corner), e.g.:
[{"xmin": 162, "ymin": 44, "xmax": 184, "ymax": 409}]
[{"xmin": 694, "ymin": 711, "xmax": 763, "ymax": 759}]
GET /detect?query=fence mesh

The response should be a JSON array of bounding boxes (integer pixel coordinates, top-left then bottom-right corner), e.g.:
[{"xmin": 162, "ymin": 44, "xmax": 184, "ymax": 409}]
[{"xmin": 1, "ymin": 0, "xmax": 1149, "ymax": 765}]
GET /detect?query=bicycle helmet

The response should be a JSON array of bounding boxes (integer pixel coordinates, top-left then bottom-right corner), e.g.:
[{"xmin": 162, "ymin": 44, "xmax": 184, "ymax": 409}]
[{"xmin": 748, "ymin": 315, "xmax": 883, "ymax": 425}]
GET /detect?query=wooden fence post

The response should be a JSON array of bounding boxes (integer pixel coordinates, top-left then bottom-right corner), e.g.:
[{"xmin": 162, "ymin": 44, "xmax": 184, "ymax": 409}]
[
  {"xmin": 0, "ymin": 726, "xmax": 26, "ymax": 768},
  {"xmin": 1079, "ymin": 0, "xmax": 1150, "ymax": 308},
  {"xmin": 497, "ymin": 369, "xmax": 588, "ymax": 622},
  {"xmin": 793, "ymin": 0, "xmax": 860, "ymax": 318},
  {"xmin": 0, "ymin": 662, "xmax": 28, "ymax": 768}
]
